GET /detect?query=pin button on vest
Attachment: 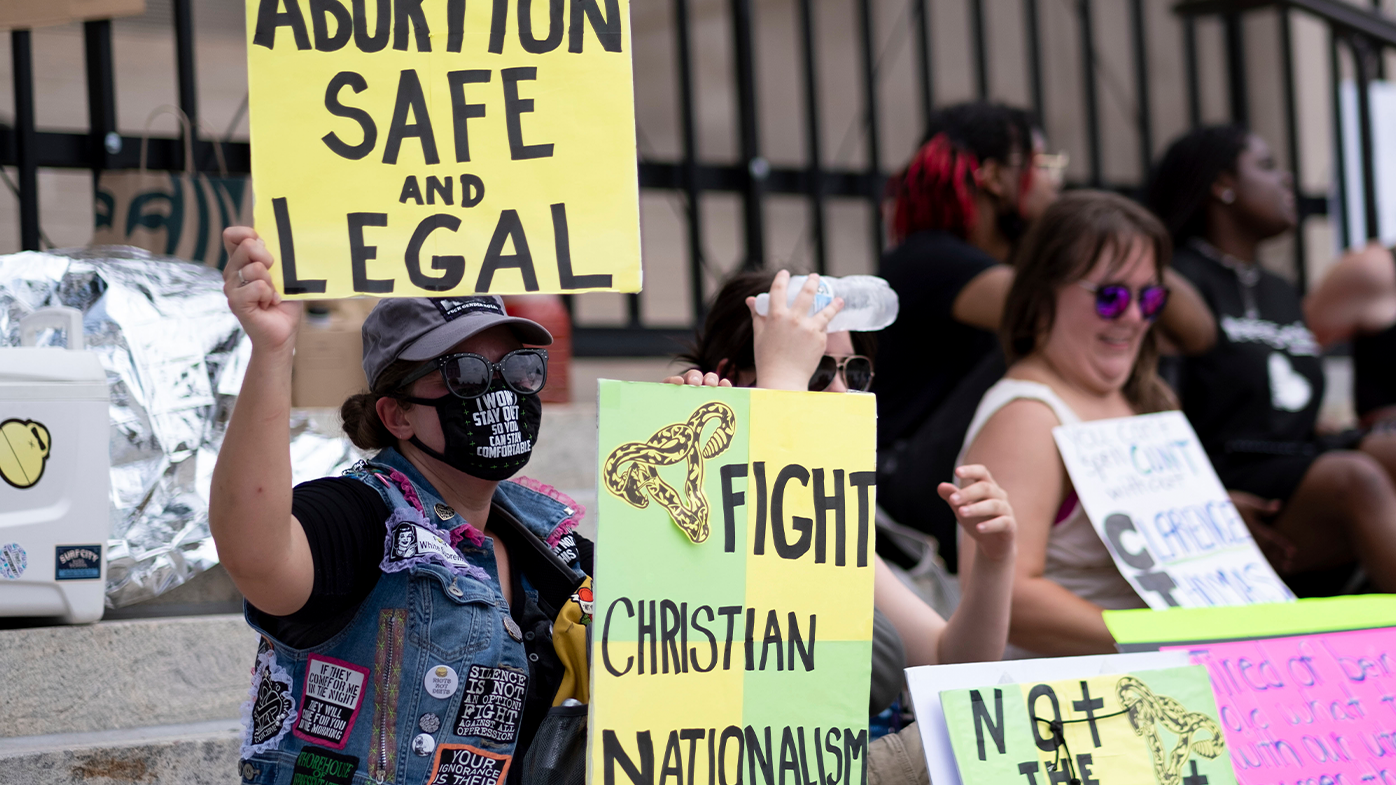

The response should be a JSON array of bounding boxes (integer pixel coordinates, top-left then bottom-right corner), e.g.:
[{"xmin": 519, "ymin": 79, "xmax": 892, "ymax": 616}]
[{"xmin": 503, "ymin": 616, "xmax": 523, "ymax": 641}]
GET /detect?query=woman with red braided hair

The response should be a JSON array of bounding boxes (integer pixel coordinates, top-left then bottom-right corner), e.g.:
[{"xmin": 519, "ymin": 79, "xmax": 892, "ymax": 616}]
[{"xmin": 875, "ymin": 102, "xmax": 1216, "ymax": 574}]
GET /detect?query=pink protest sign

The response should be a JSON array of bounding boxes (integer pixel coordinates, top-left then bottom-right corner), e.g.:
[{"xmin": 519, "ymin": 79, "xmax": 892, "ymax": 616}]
[{"xmin": 1164, "ymin": 628, "xmax": 1396, "ymax": 785}]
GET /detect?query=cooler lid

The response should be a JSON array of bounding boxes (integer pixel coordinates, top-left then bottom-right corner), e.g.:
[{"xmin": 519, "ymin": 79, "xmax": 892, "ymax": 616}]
[{"xmin": 0, "ymin": 347, "xmax": 108, "ymax": 384}]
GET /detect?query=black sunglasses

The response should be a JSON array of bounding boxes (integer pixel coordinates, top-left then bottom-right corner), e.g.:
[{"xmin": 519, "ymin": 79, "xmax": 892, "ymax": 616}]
[
  {"xmin": 809, "ymin": 355, "xmax": 874, "ymax": 392},
  {"xmin": 1078, "ymin": 281, "xmax": 1170, "ymax": 321},
  {"xmin": 396, "ymin": 348, "xmax": 548, "ymax": 399}
]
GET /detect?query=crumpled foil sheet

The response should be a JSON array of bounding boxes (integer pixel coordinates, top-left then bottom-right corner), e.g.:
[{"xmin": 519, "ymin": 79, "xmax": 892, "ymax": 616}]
[{"xmin": 0, "ymin": 246, "xmax": 362, "ymax": 607}]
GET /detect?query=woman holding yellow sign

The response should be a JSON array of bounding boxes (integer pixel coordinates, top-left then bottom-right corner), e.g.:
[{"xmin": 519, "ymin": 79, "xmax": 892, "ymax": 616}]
[
  {"xmin": 209, "ymin": 227, "xmax": 591, "ymax": 785},
  {"xmin": 669, "ymin": 269, "xmax": 1020, "ymax": 782}
]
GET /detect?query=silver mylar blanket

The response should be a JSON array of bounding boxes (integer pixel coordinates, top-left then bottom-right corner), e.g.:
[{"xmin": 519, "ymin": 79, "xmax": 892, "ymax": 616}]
[{"xmin": 0, "ymin": 247, "xmax": 361, "ymax": 607}]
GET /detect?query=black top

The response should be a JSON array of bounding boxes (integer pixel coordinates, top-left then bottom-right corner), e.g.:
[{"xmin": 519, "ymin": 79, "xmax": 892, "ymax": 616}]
[
  {"xmin": 253, "ymin": 477, "xmax": 594, "ymax": 648},
  {"xmin": 1173, "ymin": 243, "xmax": 1325, "ymax": 457},
  {"xmin": 873, "ymin": 230, "xmax": 1000, "ymax": 448},
  {"xmin": 1354, "ymin": 324, "xmax": 1396, "ymax": 419}
]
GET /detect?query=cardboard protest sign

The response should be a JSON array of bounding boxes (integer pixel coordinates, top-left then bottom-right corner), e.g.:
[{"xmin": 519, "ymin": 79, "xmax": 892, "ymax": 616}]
[
  {"xmin": 1163, "ymin": 628, "xmax": 1396, "ymax": 785},
  {"xmin": 1053, "ymin": 411, "xmax": 1293, "ymax": 609},
  {"xmin": 906, "ymin": 651, "xmax": 1191, "ymax": 785},
  {"xmin": 941, "ymin": 665, "xmax": 1236, "ymax": 785},
  {"xmin": 1105, "ymin": 595, "xmax": 1396, "ymax": 651},
  {"xmin": 590, "ymin": 381, "xmax": 876, "ymax": 785},
  {"xmin": 245, "ymin": 0, "xmax": 640, "ymax": 299}
]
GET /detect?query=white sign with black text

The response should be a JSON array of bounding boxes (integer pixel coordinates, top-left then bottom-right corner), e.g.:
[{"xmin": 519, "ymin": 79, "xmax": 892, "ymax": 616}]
[{"xmin": 1052, "ymin": 411, "xmax": 1294, "ymax": 609}]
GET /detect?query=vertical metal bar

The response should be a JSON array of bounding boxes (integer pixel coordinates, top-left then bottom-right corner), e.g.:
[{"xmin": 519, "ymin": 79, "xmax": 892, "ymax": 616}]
[
  {"xmin": 673, "ymin": 0, "xmax": 708, "ymax": 321},
  {"xmin": 969, "ymin": 0, "xmax": 989, "ymax": 100},
  {"xmin": 1350, "ymin": 34, "xmax": 1381, "ymax": 241},
  {"xmin": 797, "ymin": 0, "xmax": 828, "ymax": 274},
  {"xmin": 913, "ymin": 0, "xmax": 934, "ymax": 133},
  {"xmin": 730, "ymin": 0, "xmax": 766, "ymax": 271},
  {"xmin": 1224, "ymin": 11, "xmax": 1248, "ymax": 126},
  {"xmin": 856, "ymin": 0, "xmax": 884, "ymax": 260},
  {"xmin": 1078, "ymin": 0, "xmax": 1102, "ymax": 187},
  {"xmin": 84, "ymin": 20, "xmax": 118, "ymax": 173},
  {"xmin": 173, "ymin": 0, "xmax": 199, "ymax": 132},
  {"xmin": 1331, "ymin": 33, "xmax": 1350, "ymax": 248},
  {"xmin": 1183, "ymin": 16, "xmax": 1201, "ymax": 128},
  {"xmin": 1024, "ymin": 0, "xmax": 1045, "ymax": 121},
  {"xmin": 1129, "ymin": 0, "xmax": 1153, "ymax": 182},
  {"xmin": 1278, "ymin": 9, "xmax": 1308, "ymax": 293},
  {"xmin": 12, "ymin": 30, "xmax": 40, "ymax": 251},
  {"xmin": 1373, "ymin": 0, "xmax": 1387, "ymax": 79}
]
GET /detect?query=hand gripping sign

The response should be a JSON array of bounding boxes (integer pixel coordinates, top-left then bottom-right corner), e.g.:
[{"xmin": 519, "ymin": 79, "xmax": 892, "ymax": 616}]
[
  {"xmin": 245, "ymin": 0, "xmax": 640, "ymax": 298},
  {"xmin": 1052, "ymin": 411, "xmax": 1293, "ymax": 609}
]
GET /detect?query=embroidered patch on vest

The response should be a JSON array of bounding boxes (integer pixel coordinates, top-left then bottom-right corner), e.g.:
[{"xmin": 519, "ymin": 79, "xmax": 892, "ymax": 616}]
[
  {"xmin": 427, "ymin": 744, "xmax": 511, "ymax": 785},
  {"xmin": 368, "ymin": 609, "xmax": 406, "ymax": 782},
  {"xmin": 452, "ymin": 665, "xmax": 527, "ymax": 743},
  {"xmin": 293, "ymin": 655, "xmax": 370, "ymax": 750},
  {"xmin": 550, "ymin": 532, "xmax": 578, "ymax": 565},
  {"xmin": 291, "ymin": 745, "xmax": 359, "ymax": 785},
  {"xmin": 240, "ymin": 650, "xmax": 295, "ymax": 758},
  {"xmin": 381, "ymin": 511, "xmax": 490, "ymax": 584}
]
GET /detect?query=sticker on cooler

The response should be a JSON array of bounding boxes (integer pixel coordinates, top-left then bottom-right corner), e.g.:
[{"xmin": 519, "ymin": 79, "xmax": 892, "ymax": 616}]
[
  {"xmin": 55, "ymin": 545, "xmax": 101, "ymax": 581},
  {"xmin": 428, "ymin": 744, "xmax": 511, "ymax": 785},
  {"xmin": 294, "ymin": 655, "xmax": 370, "ymax": 749}
]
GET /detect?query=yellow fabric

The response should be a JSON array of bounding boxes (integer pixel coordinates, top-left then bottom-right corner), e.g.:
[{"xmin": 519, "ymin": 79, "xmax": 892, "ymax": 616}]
[{"xmin": 550, "ymin": 576, "xmax": 591, "ymax": 707}]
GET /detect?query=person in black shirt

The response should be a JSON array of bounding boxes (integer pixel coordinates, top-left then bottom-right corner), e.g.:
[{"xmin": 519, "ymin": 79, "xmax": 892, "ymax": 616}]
[
  {"xmin": 875, "ymin": 103, "xmax": 1216, "ymax": 570},
  {"xmin": 1148, "ymin": 126, "xmax": 1396, "ymax": 594}
]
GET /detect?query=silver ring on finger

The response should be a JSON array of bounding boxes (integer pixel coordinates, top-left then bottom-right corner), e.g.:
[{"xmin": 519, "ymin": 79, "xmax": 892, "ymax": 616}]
[{"xmin": 236, "ymin": 267, "xmax": 250, "ymax": 287}]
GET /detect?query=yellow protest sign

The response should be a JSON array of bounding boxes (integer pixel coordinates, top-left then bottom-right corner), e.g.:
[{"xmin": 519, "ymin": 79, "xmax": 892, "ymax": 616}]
[
  {"xmin": 592, "ymin": 381, "xmax": 877, "ymax": 785},
  {"xmin": 941, "ymin": 666, "xmax": 1236, "ymax": 785},
  {"xmin": 245, "ymin": 0, "xmax": 640, "ymax": 298}
]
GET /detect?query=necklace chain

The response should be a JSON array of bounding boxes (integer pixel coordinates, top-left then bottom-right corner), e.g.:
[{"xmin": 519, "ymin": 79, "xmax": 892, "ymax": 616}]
[{"xmin": 1190, "ymin": 238, "xmax": 1261, "ymax": 318}]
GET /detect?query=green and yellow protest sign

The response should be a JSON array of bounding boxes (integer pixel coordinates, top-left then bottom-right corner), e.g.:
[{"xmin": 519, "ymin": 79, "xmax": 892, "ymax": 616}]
[
  {"xmin": 245, "ymin": 0, "xmax": 640, "ymax": 298},
  {"xmin": 941, "ymin": 666, "xmax": 1235, "ymax": 785},
  {"xmin": 590, "ymin": 381, "xmax": 876, "ymax": 785}
]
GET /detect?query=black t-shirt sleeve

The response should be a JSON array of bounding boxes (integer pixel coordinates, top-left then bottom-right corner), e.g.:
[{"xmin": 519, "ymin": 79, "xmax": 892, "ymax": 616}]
[
  {"xmin": 927, "ymin": 248, "xmax": 997, "ymax": 318},
  {"xmin": 250, "ymin": 477, "xmax": 390, "ymax": 648}
]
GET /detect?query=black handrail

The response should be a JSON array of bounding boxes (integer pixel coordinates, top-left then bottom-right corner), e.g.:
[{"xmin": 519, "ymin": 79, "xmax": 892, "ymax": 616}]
[{"xmin": 1176, "ymin": 0, "xmax": 1396, "ymax": 47}]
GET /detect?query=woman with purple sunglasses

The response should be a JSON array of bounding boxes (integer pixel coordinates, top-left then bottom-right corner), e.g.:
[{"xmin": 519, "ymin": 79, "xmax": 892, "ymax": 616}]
[{"xmin": 956, "ymin": 191, "xmax": 1181, "ymax": 657}]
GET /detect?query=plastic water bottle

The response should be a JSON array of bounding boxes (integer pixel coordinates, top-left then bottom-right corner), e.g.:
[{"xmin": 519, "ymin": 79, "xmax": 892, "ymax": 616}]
[{"xmin": 753, "ymin": 275, "xmax": 900, "ymax": 332}]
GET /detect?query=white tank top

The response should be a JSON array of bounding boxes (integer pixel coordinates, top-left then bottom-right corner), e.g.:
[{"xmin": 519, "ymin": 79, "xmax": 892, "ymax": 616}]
[{"xmin": 958, "ymin": 379, "xmax": 1146, "ymax": 658}]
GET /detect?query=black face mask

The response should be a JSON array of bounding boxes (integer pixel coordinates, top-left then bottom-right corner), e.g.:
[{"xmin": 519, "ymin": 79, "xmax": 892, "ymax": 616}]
[{"xmin": 404, "ymin": 378, "xmax": 542, "ymax": 481}]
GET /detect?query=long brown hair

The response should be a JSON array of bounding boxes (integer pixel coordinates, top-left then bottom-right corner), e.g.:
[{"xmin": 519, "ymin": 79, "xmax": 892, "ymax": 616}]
[{"xmin": 1002, "ymin": 190, "xmax": 1176, "ymax": 413}]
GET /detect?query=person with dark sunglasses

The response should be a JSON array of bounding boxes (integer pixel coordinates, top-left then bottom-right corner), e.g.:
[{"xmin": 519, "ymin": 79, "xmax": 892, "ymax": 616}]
[
  {"xmin": 209, "ymin": 227, "xmax": 593, "ymax": 785},
  {"xmin": 667, "ymin": 269, "xmax": 1020, "ymax": 783}
]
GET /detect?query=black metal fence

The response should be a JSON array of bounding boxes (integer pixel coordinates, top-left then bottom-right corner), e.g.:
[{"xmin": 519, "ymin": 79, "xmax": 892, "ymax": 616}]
[{"xmin": 2, "ymin": 0, "xmax": 1392, "ymax": 355}]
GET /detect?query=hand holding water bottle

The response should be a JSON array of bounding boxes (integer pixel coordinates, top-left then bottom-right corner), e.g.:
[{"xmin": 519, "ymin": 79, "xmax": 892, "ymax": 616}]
[
  {"xmin": 753, "ymin": 274, "xmax": 899, "ymax": 332},
  {"xmin": 745, "ymin": 271, "xmax": 844, "ymax": 392}
]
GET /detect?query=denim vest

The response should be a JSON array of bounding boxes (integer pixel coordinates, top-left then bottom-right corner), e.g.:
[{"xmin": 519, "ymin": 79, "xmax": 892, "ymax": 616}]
[{"xmin": 238, "ymin": 449, "xmax": 584, "ymax": 785}]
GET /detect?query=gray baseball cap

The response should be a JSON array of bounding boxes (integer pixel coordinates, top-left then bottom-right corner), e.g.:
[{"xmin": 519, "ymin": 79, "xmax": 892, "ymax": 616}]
[{"xmin": 361, "ymin": 296, "xmax": 552, "ymax": 391}]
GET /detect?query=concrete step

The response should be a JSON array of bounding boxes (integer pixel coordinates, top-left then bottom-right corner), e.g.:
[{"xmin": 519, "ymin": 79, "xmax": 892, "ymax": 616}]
[
  {"xmin": 0, "ymin": 721, "xmax": 241, "ymax": 785},
  {"xmin": 0, "ymin": 614, "xmax": 257, "ymax": 738}
]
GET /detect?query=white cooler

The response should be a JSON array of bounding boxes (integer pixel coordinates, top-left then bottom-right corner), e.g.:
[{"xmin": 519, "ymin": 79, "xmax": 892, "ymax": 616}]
[{"xmin": 0, "ymin": 307, "xmax": 110, "ymax": 623}]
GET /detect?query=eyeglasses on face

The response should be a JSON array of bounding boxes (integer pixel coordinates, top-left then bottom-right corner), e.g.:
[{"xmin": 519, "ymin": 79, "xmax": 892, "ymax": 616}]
[
  {"xmin": 396, "ymin": 348, "xmax": 548, "ymax": 399},
  {"xmin": 1077, "ymin": 281, "xmax": 1169, "ymax": 321},
  {"xmin": 809, "ymin": 355, "xmax": 874, "ymax": 392}
]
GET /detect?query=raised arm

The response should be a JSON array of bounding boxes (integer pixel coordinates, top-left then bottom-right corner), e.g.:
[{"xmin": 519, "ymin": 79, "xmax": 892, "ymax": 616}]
[
  {"xmin": 876, "ymin": 464, "xmax": 1017, "ymax": 666},
  {"xmin": 960, "ymin": 399, "xmax": 1117, "ymax": 655},
  {"xmin": 1155, "ymin": 268, "xmax": 1217, "ymax": 355},
  {"xmin": 207, "ymin": 227, "xmax": 314, "ymax": 616},
  {"xmin": 1305, "ymin": 243, "xmax": 1396, "ymax": 347}
]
